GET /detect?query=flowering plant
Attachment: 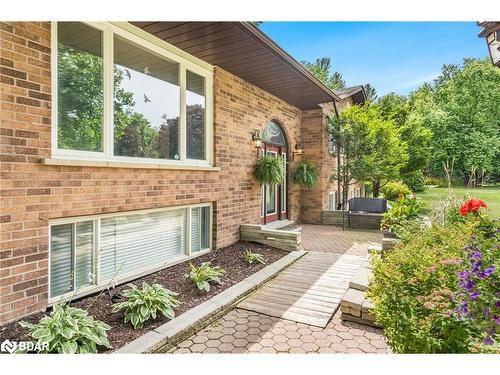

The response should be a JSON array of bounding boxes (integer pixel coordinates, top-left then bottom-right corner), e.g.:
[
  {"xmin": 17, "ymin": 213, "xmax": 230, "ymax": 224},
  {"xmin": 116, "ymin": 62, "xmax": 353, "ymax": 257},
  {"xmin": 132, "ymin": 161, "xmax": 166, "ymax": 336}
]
[
  {"xmin": 453, "ymin": 220, "xmax": 499, "ymax": 351},
  {"xmin": 459, "ymin": 199, "xmax": 487, "ymax": 217},
  {"xmin": 369, "ymin": 197, "xmax": 499, "ymax": 353}
]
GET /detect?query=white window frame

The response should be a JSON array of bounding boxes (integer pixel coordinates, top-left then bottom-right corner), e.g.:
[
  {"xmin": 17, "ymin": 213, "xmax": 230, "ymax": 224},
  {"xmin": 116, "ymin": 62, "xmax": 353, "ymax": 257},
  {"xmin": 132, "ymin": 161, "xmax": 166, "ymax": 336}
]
[
  {"xmin": 328, "ymin": 191, "xmax": 336, "ymax": 211},
  {"xmin": 51, "ymin": 22, "xmax": 214, "ymax": 167},
  {"xmin": 48, "ymin": 203, "xmax": 213, "ymax": 304}
]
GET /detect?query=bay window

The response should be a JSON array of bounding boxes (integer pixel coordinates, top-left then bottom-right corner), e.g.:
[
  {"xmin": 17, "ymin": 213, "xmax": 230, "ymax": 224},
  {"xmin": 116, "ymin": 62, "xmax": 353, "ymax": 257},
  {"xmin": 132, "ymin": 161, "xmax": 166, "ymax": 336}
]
[
  {"xmin": 49, "ymin": 204, "xmax": 212, "ymax": 301},
  {"xmin": 52, "ymin": 22, "xmax": 213, "ymax": 165}
]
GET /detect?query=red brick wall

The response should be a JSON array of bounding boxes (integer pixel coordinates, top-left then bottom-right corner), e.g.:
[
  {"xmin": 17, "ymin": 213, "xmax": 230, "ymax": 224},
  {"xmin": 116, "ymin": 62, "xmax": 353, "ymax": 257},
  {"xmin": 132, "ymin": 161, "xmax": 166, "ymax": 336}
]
[{"xmin": 0, "ymin": 22, "xmax": 302, "ymax": 324}]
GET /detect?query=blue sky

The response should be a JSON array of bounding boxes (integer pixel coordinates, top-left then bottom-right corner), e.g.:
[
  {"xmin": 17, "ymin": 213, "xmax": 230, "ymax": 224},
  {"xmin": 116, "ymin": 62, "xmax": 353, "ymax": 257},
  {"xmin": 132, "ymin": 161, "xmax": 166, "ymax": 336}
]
[{"xmin": 260, "ymin": 22, "xmax": 488, "ymax": 97}]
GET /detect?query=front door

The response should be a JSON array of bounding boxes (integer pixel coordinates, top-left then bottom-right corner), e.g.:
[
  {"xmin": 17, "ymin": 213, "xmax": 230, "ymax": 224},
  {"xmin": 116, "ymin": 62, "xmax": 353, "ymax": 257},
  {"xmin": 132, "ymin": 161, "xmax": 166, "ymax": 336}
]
[{"xmin": 262, "ymin": 144, "xmax": 287, "ymax": 224}]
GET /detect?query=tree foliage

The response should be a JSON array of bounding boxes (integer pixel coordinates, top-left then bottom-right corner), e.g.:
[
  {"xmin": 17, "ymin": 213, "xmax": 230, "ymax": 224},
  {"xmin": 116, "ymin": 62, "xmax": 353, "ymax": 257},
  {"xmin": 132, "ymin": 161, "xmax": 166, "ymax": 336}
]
[
  {"xmin": 302, "ymin": 57, "xmax": 346, "ymax": 90},
  {"xmin": 412, "ymin": 59, "xmax": 500, "ymax": 185},
  {"xmin": 363, "ymin": 83, "xmax": 378, "ymax": 102},
  {"xmin": 329, "ymin": 104, "xmax": 408, "ymax": 198}
]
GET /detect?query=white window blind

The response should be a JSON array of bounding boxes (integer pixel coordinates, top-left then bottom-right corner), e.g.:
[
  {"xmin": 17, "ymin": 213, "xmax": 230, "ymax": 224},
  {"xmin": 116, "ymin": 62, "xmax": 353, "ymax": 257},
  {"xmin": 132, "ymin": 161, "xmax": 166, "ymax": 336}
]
[
  {"xmin": 50, "ymin": 224, "xmax": 73, "ymax": 298},
  {"xmin": 50, "ymin": 221, "xmax": 94, "ymax": 299},
  {"xmin": 191, "ymin": 206, "xmax": 210, "ymax": 253},
  {"xmin": 99, "ymin": 209, "xmax": 185, "ymax": 282}
]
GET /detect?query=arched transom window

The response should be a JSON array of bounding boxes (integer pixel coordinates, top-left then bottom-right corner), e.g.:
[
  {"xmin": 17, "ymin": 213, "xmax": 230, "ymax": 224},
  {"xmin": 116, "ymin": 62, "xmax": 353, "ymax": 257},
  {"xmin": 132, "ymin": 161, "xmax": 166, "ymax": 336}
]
[{"xmin": 262, "ymin": 121, "xmax": 286, "ymax": 146}]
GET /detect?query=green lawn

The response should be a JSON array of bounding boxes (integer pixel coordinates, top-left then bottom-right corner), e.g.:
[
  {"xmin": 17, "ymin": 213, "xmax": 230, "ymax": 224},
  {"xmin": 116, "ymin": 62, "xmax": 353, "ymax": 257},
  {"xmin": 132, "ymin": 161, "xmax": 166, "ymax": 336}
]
[{"xmin": 416, "ymin": 186, "xmax": 500, "ymax": 218}]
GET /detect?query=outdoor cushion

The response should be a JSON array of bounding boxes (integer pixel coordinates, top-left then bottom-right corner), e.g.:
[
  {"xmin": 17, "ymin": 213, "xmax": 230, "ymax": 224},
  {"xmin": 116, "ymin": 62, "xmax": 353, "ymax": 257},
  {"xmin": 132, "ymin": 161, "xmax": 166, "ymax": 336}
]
[{"xmin": 347, "ymin": 197, "xmax": 388, "ymax": 214}]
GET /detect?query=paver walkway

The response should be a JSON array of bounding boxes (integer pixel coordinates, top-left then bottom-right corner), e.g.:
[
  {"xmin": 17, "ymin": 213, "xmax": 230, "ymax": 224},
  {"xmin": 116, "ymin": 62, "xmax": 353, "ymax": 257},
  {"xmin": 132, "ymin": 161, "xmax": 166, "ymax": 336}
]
[
  {"xmin": 170, "ymin": 308, "xmax": 388, "ymax": 354},
  {"xmin": 301, "ymin": 224, "xmax": 382, "ymax": 256},
  {"xmin": 237, "ymin": 252, "xmax": 364, "ymax": 327},
  {"xmin": 169, "ymin": 225, "xmax": 388, "ymax": 354}
]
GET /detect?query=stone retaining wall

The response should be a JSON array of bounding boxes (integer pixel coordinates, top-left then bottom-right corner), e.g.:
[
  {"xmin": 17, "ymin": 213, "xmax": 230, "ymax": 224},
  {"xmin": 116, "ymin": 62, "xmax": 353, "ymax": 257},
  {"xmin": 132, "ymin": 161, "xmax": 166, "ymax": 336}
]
[{"xmin": 240, "ymin": 224, "xmax": 301, "ymax": 252}]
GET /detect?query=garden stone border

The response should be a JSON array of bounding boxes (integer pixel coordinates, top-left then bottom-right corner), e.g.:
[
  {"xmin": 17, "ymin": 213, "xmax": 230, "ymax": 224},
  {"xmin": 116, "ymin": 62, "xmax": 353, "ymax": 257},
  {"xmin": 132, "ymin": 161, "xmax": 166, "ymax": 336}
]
[{"xmin": 114, "ymin": 250, "xmax": 307, "ymax": 353}]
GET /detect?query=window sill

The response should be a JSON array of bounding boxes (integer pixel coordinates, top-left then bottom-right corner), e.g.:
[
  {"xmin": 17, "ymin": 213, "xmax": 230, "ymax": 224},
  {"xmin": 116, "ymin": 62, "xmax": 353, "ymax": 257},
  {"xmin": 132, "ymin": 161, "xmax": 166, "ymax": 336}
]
[{"xmin": 43, "ymin": 157, "xmax": 221, "ymax": 171}]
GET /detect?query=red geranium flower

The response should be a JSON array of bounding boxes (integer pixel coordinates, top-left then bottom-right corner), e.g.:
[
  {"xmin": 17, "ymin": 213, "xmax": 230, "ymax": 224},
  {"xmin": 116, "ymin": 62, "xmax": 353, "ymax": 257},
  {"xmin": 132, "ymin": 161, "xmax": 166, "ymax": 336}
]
[{"xmin": 459, "ymin": 199, "xmax": 488, "ymax": 216}]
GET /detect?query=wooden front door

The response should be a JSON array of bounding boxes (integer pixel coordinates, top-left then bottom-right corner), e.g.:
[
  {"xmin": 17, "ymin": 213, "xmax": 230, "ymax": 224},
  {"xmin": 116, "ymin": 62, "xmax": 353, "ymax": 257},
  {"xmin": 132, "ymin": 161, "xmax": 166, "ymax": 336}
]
[{"xmin": 262, "ymin": 143, "xmax": 287, "ymax": 224}]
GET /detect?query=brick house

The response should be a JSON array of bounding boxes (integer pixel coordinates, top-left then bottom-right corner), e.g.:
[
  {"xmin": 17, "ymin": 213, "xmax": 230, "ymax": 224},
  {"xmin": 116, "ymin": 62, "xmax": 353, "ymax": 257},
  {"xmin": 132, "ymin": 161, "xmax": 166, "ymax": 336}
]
[{"xmin": 0, "ymin": 22, "xmax": 365, "ymax": 324}]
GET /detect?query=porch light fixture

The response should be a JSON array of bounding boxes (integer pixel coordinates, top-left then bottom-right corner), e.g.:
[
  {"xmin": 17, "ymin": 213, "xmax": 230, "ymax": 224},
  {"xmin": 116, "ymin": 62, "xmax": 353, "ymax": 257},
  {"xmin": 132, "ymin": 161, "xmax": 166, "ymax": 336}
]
[
  {"xmin": 252, "ymin": 129, "xmax": 262, "ymax": 149},
  {"xmin": 292, "ymin": 143, "xmax": 303, "ymax": 160}
]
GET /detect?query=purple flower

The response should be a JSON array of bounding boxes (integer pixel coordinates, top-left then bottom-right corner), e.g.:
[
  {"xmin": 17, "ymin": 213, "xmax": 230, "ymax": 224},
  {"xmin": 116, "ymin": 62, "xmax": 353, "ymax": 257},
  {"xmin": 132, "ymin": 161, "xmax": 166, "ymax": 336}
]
[
  {"xmin": 459, "ymin": 279, "xmax": 474, "ymax": 291},
  {"xmin": 458, "ymin": 270, "xmax": 470, "ymax": 279},
  {"xmin": 468, "ymin": 250, "xmax": 482, "ymax": 262},
  {"xmin": 494, "ymin": 315, "xmax": 500, "ymax": 325},
  {"xmin": 480, "ymin": 266, "xmax": 496, "ymax": 279},
  {"xmin": 485, "ymin": 307, "xmax": 491, "ymax": 318},
  {"xmin": 483, "ymin": 336, "xmax": 494, "ymax": 345},
  {"xmin": 470, "ymin": 291, "xmax": 480, "ymax": 301},
  {"xmin": 495, "ymin": 301, "xmax": 500, "ymax": 309},
  {"xmin": 460, "ymin": 300, "xmax": 468, "ymax": 314}
]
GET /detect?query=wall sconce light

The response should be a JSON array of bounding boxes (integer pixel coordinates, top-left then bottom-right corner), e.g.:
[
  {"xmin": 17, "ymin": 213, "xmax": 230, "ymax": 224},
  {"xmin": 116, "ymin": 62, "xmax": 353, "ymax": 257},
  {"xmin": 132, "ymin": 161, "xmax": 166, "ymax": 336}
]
[
  {"xmin": 292, "ymin": 143, "xmax": 303, "ymax": 160},
  {"xmin": 252, "ymin": 129, "xmax": 262, "ymax": 149}
]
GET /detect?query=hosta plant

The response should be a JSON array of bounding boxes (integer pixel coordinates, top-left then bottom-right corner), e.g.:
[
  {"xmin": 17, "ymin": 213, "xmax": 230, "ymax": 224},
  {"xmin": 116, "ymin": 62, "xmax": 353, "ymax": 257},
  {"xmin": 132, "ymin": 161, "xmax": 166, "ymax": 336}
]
[
  {"xmin": 254, "ymin": 155, "xmax": 284, "ymax": 185},
  {"xmin": 184, "ymin": 261, "xmax": 225, "ymax": 292},
  {"xmin": 243, "ymin": 249, "xmax": 266, "ymax": 265},
  {"xmin": 112, "ymin": 283, "xmax": 180, "ymax": 329},
  {"xmin": 19, "ymin": 304, "xmax": 111, "ymax": 353},
  {"xmin": 291, "ymin": 160, "xmax": 318, "ymax": 189}
]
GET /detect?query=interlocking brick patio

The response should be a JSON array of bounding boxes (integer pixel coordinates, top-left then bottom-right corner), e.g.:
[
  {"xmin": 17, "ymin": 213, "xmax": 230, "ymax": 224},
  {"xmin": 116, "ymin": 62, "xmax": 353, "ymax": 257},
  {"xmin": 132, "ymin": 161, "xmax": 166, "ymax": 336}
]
[
  {"xmin": 170, "ymin": 308, "xmax": 388, "ymax": 354},
  {"xmin": 300, "ymin": 224, "xmax": 382, "ymax": 256},
  {"xmin": 169, "ymin": 225, "xmax": 387, "ymax": 354}
]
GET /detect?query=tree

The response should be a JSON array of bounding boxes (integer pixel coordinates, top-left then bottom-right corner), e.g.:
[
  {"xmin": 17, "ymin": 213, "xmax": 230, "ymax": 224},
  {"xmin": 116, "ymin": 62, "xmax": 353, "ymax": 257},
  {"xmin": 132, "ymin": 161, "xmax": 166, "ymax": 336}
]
[
  {"xmin": 421, "ymin": 59, "xmax": 500, "ymax": 185},
  {"xmin": 329, "ymin": 104, "xmax": 408, "ymax": 200},
  {"xmin": 363, "ymin": 83, "xmax": 378, "ymax": 102},
  {"xmin": 302, "ymin": 57, "xmax": 346, "ymax": 90},
  {"xmin": 377, "ymin": 92, "xmax": 432, "ymax": 185}
]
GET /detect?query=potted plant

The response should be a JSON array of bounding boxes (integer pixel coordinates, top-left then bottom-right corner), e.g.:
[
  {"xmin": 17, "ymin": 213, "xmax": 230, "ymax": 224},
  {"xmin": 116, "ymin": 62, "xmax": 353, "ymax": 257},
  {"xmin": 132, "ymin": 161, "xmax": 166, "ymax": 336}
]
[
  {"xmin": 291, "ymin": 160, "xmax": 318, "ymax": 189},
  {"xmin": 254, "ymin": 154, "xmax": 284, "ymax": 185}
]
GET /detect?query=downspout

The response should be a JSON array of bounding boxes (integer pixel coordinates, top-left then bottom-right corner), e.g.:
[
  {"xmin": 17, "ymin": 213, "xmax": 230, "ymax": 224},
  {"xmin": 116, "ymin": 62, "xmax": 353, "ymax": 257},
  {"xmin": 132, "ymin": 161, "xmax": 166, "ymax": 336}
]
[{"xmin": 333, "ymin": 101, "xmax": 342, "ymax": 209}]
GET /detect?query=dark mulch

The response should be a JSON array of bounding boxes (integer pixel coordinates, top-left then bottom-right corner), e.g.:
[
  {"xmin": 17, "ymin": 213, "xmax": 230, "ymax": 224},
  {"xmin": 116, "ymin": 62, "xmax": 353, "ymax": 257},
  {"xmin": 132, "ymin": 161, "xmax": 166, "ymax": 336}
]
[{"xmin": 0, "ymin": 242, "xmax": 287, "ymax": 353}]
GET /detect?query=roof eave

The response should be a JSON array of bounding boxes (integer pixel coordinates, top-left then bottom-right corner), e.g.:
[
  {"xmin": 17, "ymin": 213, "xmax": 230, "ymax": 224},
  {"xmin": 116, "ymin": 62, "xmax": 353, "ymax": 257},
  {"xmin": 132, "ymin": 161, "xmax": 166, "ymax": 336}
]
[{"xmin": 235, "ymin": 22, "xmax": 341, "ymax": 102}]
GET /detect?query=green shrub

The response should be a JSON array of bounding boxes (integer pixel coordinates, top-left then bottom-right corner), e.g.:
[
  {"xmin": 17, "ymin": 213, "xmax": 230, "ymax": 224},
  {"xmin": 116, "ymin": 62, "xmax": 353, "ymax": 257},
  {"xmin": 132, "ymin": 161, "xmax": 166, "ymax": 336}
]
[
  {"xmin": 403, "ymin": 172, "xmax": 426, "ymax": 192},
  {"xmin": 370, "ymin": 200, "xmax": 499, "ymax": 353},
  {"xmin": 112, "ymin": 283, "xmax": 180, "ymax": 329},
  {"xmin": 254, "ymin": 155, "xmax": 284, "ymax": 185},
  {"xmin": 381, "ymin": 181, "xmax": 411, "ymax": 201},
  {"xmin": 243, "ymin": 249, "xmax": 266, "ymax": 265},
  {"xmin": 381, "ymin": 196, "xmax": 422, "ymax": 239},
  {"xmin": 19, "ymin": 304, "xmax": 111, "ymax": 353},
  {"xmin": 291, "ymin": 160, "xmax": 318, "ymax": 189},
  {"xmin": 184, "ymin": 261, "xmax": 225, "ymax": 292},
  {"xmin": 368, "ymin": 222, "xmax": 475, "ymax": 353}
]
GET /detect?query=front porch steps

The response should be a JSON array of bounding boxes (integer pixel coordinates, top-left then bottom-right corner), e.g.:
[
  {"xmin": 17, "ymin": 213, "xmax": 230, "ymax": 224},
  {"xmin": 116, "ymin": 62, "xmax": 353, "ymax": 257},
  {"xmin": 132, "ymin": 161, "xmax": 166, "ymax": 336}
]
[{"xmin": 240, "ymin": 223, "xmax": 301, "ymax": 252}]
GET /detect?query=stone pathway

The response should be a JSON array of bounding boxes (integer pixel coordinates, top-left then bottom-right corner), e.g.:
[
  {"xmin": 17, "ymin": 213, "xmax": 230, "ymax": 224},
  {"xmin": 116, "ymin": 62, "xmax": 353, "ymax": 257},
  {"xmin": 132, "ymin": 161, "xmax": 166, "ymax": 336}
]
[
  {"xmin": 169, "ymin": 225, "xmax": 388, "ymax": 354},
  {"xmin": 237, "ymin": 252, "xmax": 363, "ymax": 327},
  {"xmin": 300, "ymin": 224, "xmax": 382, "ymax": 256},
  {"xmin": 170, "ymin": 308, "xmax": 388, "ymax": 354}
]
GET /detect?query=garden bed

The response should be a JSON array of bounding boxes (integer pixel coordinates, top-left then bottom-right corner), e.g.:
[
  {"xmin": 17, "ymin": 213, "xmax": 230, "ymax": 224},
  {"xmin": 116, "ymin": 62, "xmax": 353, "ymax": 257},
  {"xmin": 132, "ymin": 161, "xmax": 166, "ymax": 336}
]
[{"xmin": 0, "ymin": 242, "xmax": 288, "ymax": 353}]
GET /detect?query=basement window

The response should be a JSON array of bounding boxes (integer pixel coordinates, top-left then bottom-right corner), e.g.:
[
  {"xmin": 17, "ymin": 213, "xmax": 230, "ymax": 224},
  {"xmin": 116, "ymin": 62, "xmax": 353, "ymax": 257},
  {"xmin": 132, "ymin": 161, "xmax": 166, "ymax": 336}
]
[{"xmin": 49, "ymin": 204, "xmax": 212, "ymax": 301}]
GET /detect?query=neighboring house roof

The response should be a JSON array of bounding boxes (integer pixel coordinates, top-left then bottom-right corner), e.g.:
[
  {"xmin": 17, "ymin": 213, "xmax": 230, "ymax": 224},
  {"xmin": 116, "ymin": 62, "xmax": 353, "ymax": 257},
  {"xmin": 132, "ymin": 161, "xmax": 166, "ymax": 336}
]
[
  {"xmin": 334, "ymin": 85, "xmax": 366, "ymax": 104},
  {"xmin": 131, "ymin": 22, "xmax": 340, "ymax": 110},
  {"xmin": 477, "ymin": 21, "xmax": 500, "ymax": 67}
]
